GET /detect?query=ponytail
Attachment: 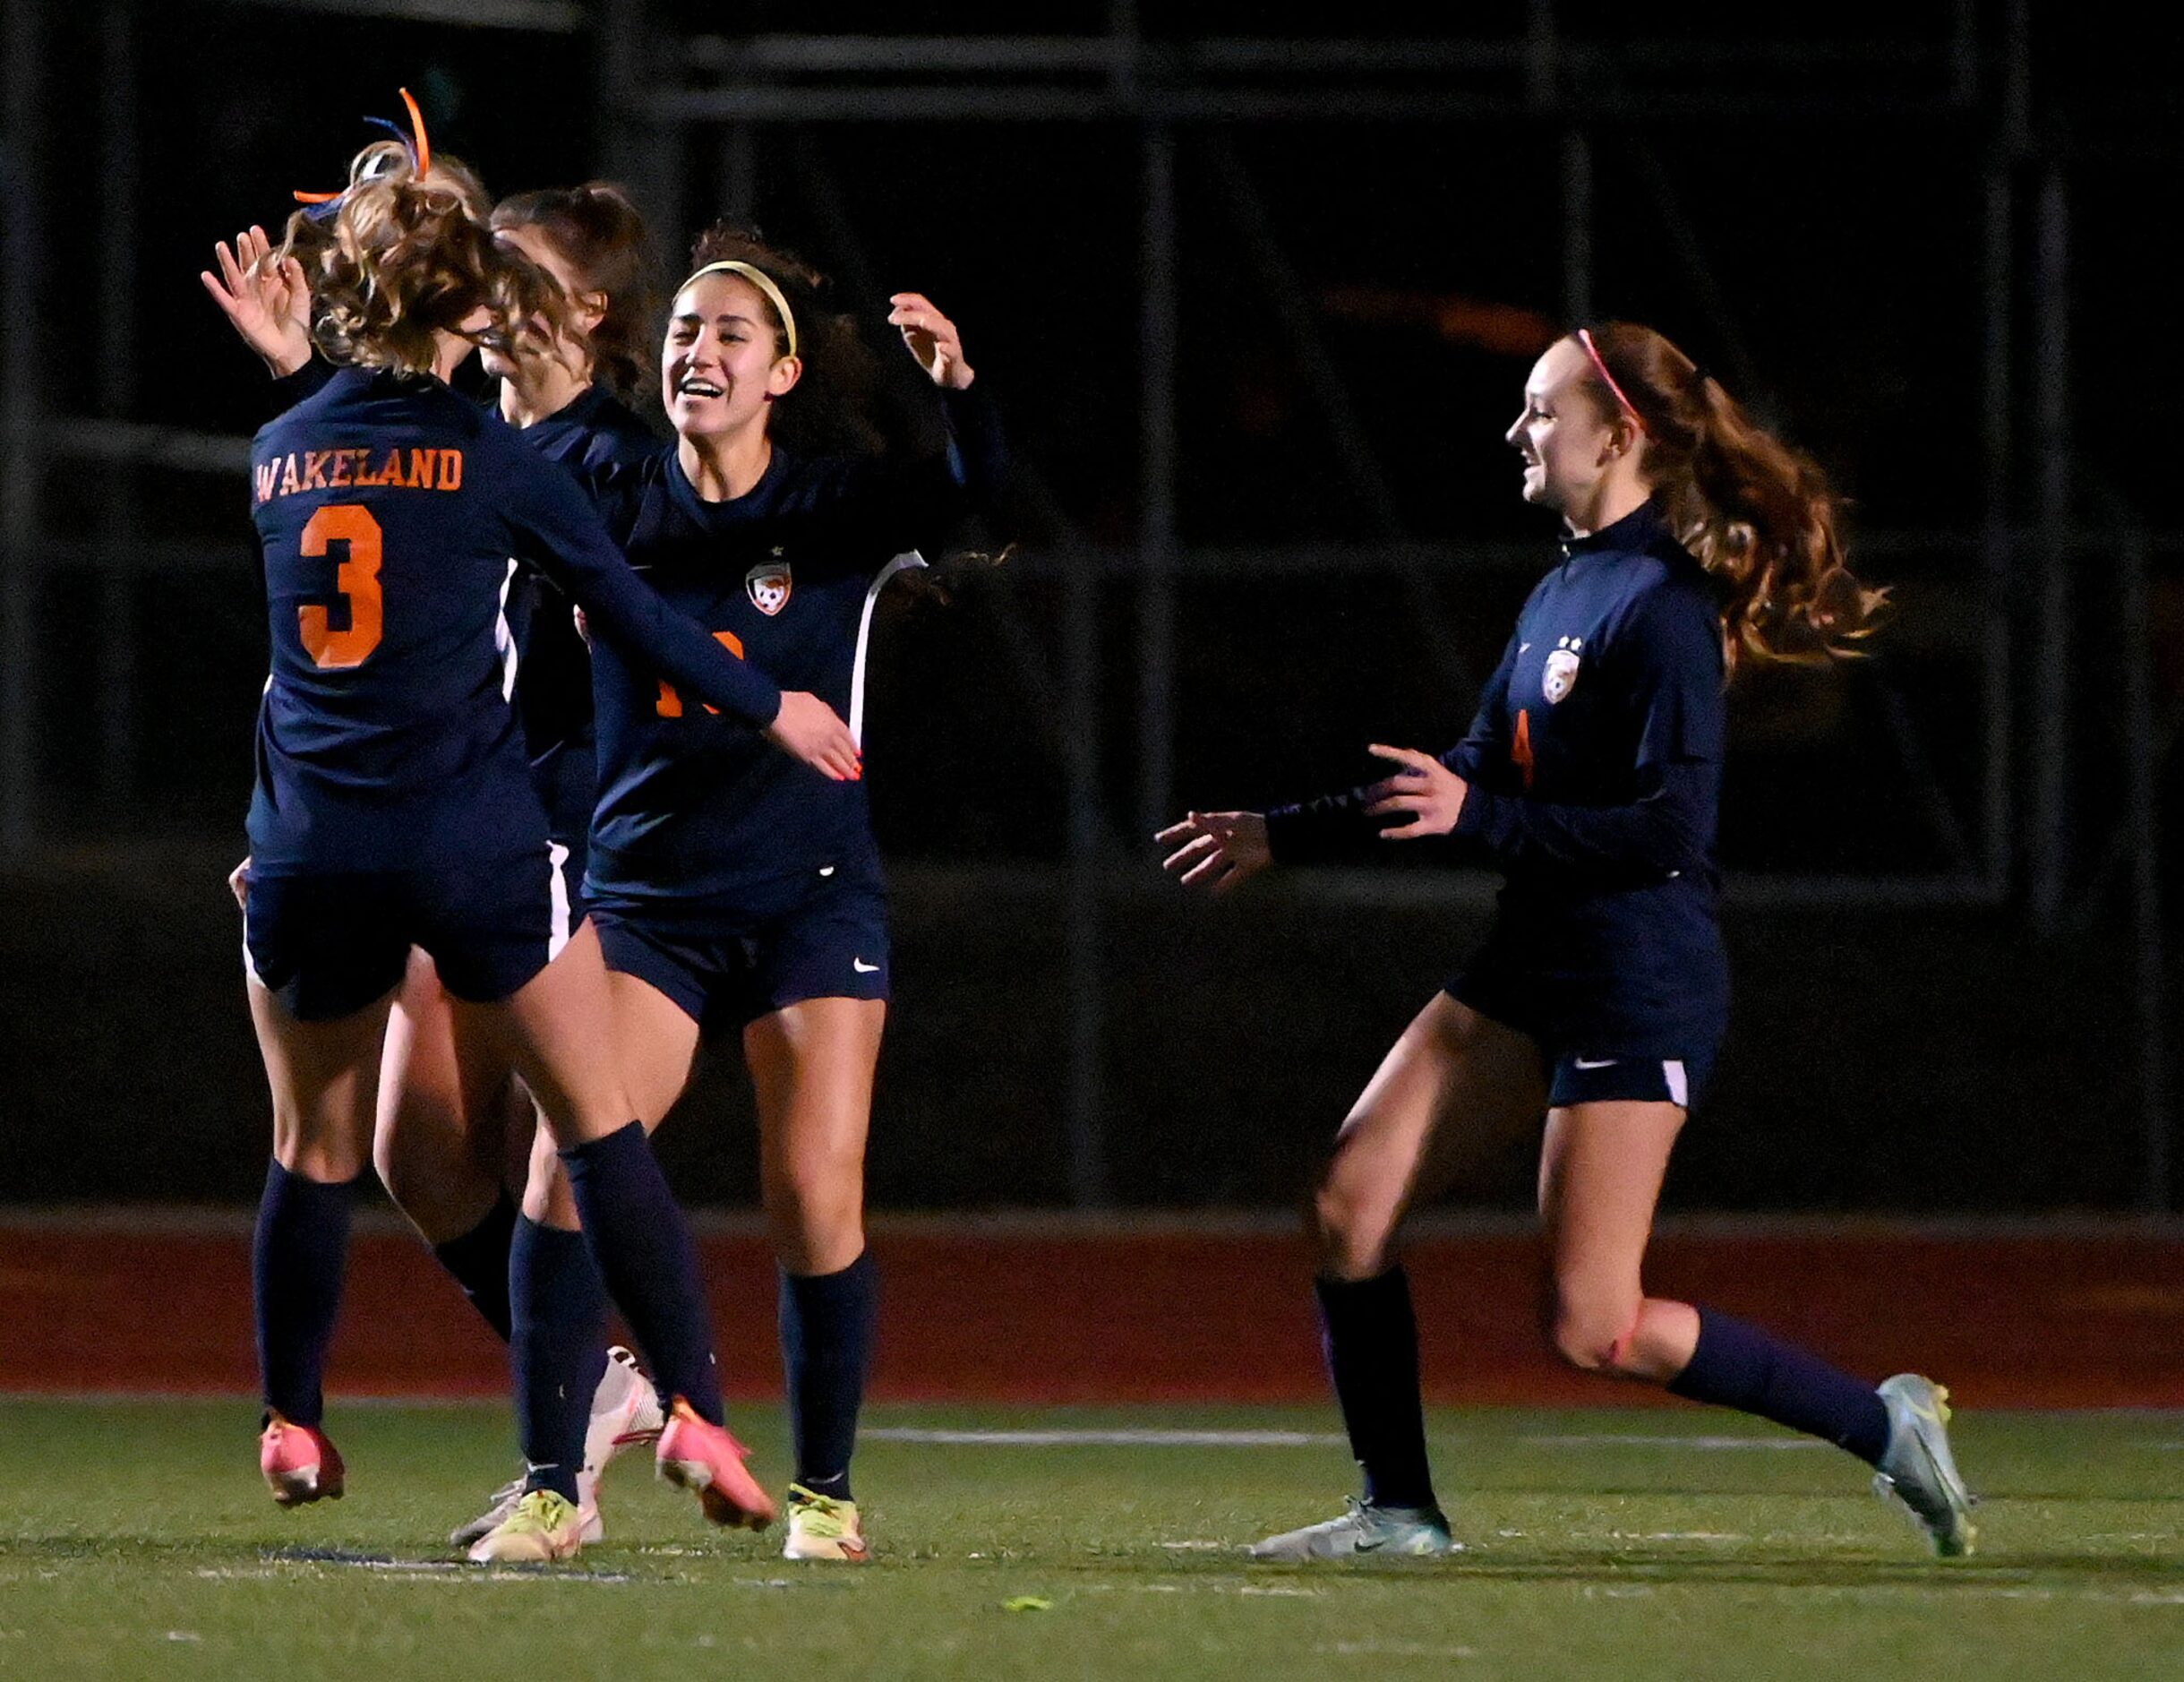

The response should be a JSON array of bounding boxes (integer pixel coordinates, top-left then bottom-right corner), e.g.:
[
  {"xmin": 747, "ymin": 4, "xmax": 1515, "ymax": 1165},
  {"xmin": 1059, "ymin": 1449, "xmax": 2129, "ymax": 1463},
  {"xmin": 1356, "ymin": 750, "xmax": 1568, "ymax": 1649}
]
[
  {"xmin": 282, "ymin": 141, "xmax": 565, "ymax": 380},
  {"xmin": 1575, "ymin": 322, "xmax": 1885, "ymax": 673}
]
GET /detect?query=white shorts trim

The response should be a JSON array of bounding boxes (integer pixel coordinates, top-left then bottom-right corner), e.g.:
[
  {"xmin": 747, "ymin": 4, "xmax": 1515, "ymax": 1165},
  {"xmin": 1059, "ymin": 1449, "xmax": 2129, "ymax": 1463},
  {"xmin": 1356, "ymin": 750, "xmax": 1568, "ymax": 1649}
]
[{"xmin": 1664, "ymin": 1059, "xmax": 1689, "ymax": 1108}]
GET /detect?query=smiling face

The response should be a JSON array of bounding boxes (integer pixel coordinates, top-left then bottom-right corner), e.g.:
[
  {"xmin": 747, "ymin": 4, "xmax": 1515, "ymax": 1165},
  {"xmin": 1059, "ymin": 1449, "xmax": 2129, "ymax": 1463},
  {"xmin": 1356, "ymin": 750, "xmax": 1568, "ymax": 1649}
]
[
  {"xmin": 1505, "ymin": 336, "xmax": 1633, "ymax": 520},
  {"xmin": 662, "ymin": 270, "xmax": 801, "ymax": 442}
]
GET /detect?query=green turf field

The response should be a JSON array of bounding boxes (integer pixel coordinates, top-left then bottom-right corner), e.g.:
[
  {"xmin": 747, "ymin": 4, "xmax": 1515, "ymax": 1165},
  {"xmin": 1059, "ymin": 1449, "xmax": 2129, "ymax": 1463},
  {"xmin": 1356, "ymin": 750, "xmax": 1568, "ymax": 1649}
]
[{"xmin": 3, "ymin": 1401, "xmax": 2180, "ymax": 1681}]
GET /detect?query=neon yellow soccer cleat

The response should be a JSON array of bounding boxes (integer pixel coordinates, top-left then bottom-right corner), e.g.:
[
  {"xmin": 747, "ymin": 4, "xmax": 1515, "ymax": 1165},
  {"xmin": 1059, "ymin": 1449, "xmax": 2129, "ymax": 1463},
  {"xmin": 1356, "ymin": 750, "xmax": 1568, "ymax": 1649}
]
[
  {"xmin": 466, "ymin": 1489, "xmax": 586, "ymax": 1565},
  {"xmin": 783, "ymin": 1485, "xmax": 869, "ymax": 1562}
]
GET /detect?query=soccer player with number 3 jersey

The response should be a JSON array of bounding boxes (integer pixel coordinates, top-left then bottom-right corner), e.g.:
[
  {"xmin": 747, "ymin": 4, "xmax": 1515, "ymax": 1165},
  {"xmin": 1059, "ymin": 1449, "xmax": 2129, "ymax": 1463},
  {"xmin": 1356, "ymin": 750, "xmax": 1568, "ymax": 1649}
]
[{"xmin": 229, "ymin": 121, "xmax": 861, "ymax": 1551}]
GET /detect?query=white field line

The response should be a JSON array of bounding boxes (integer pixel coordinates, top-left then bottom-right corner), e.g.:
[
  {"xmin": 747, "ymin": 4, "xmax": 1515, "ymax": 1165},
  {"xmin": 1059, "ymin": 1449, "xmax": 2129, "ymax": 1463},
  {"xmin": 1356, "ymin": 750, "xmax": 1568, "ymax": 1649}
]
[
  {"xmin": 861, "ymin": 1428, "xmax": 1348, "ymax": 1446},
  {"xmin": 1522, "ymin": 1434, "xmax": 1829, "ymax": 1450}
]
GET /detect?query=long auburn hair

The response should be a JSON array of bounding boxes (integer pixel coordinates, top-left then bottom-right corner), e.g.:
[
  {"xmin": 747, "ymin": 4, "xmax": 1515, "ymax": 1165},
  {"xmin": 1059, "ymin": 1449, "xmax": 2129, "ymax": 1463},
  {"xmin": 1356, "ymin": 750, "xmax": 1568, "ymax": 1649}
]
[
  {"xmin": 681, "ymin": 221, "xmax": 885, "ymax": 458},
  {"xmin": 491, "ymin": 182, "xmax": 658, "ymax": 402},
  {"xmin": 1574, "ymin": 321, "xmax": 1885, "ymax": 672},
  {"xmin": 280, "ymin": 141, "xmax": 565, "ymax": 379}
]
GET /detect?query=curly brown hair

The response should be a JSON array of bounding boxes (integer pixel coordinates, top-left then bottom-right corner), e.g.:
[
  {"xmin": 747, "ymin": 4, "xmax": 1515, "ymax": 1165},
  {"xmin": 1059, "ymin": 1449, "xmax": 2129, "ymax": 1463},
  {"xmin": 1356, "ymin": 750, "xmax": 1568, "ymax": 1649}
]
[
  {"xmin": 491, "ymin": 182, "xmax": 658, "ymax": 402},
  {"xmin": 681, "ymin": 222, "xmax": 884, "ymax": 458},
  {"xmin": 1573, "ymin": 321, "xmax": 1886, "ymax": 673},
  {"xmin": 280, "ymin": 142, "xmax": 564, "ymax": 379}
]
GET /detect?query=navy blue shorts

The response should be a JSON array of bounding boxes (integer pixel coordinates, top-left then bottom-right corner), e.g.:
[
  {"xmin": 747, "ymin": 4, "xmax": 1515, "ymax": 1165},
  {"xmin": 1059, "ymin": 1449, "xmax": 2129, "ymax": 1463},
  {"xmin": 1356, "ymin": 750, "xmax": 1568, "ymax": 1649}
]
[
  {"xmin": 1444, "ymin": 971, "xmax": 1720, "ymax": 1113},
  {"xmin": 243, "ymin": 839, "xmax": 584, "ymax": 1022},
  {"xmin": 591, "ymin": 872, "xmax": 888, "ymax": 1039}
]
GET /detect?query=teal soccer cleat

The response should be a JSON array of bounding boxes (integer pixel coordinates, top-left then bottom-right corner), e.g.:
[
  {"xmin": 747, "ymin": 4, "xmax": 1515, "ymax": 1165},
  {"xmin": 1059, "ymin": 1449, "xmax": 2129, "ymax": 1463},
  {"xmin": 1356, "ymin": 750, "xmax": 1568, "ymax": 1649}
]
[
  {"xmin": 1873, "ymin": 1372, "xmax": 1978, "ymax": 1558},
  {"xmin": 1249, "ymin": 1497, "xmax": 1460, "ymax": 1562}
]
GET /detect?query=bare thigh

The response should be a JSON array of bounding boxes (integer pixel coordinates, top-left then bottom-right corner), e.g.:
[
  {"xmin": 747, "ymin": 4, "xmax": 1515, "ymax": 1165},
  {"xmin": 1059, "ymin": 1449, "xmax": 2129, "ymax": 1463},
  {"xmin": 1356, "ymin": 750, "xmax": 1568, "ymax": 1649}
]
[
  {"xmin": 375, "ymin": 948, "xmax": 518, "ymax": 1241},
  {"xmin": 1315, "ymin": 994, "xmax": 1546, "ymax": 1280},
  {"xmin": 1537, "ymin": 1101, "xmax": 1698, "ymax": 1379},
  {"xmin": 452, "ymin": 921, "xmax": 634, "ymax": 1156},
  {"xmin": 744, "ymin": 998, "xmax": 886, "ymax": 1276},
  {"xmin": 248, "ymin": 976, "xmax": 397, "ymax": 1183},
  {"xmin": 520, "ymin": 964, "xmax": 702, "ymax": 1229}
]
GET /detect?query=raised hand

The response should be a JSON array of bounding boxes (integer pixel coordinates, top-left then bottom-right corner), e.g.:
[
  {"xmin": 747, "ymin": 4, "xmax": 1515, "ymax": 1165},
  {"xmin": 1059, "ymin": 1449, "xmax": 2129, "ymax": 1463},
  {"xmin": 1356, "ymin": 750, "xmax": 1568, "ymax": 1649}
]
[
  {"xmin": 1363, "ymin": 744, "xmax": 1469, "ymax": 838},
  {"xmin": 1156, "ymin": 810, "xmax": 1271, "ymax": 895},
  {"xmin": 765, "ymin": 690, "xmax": 864, "ymax": 784},
  {"xmin": 886, "ymin": 292, "xmax": 974, "ymax": 390},
  {"xmin": 201, "ymin": 225, "xmax": 313, "ymax": 378}
]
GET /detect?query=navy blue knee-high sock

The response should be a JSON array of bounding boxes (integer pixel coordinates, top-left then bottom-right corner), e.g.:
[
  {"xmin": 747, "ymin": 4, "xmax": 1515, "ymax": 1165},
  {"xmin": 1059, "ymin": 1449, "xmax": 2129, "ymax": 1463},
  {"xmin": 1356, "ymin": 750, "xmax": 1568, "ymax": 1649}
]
[
  {"xmin": 432, "ymin": 1189, "xmax": 518, "ymax": 1343},
  {"xmin": 1668, "ymin": 1307, "xmax": 1891, "ymax": 1464},
  {"xmin": 510, "ymin": 1215, "xmax": 612, "ymax": 1503},
  {"xmin": 560, "ymin": 1122, "xmax": 723, "ymax": 1423},
  {"xmin": 780, "ymin": 1250, "xmax": 878, "ymax": 1501},
  {"xmin": 253, "ymin": 1159, "xmax": 358, "ymax": 1428},
  {"xmin": 1316, "ymin": 1268, "xmax": 1437, "ymax": 1511}
]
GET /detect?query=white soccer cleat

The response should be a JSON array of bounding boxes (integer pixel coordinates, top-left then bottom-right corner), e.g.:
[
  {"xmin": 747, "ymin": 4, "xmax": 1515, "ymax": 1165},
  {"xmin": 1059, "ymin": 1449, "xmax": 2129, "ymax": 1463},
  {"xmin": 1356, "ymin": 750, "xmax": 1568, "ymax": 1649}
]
[{"xmin": 450, "ymin": 1347, "xmax": 664, "ymax": 1549}]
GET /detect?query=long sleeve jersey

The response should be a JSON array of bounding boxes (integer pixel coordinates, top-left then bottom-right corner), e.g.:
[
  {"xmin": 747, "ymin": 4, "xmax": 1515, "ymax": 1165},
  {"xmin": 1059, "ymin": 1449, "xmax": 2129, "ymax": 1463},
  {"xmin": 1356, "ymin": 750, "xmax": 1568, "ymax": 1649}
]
[
  {"xmin": 246, "ymin": 367, "xmax": 780, "ymax": 871},
  {"xmin": 585, "ymin": 385, "xmax": 1003, "ymax": 909},
  {"xmin": 1265, "ymin": 498, "xmax": 1731, "ymax": 1050}
]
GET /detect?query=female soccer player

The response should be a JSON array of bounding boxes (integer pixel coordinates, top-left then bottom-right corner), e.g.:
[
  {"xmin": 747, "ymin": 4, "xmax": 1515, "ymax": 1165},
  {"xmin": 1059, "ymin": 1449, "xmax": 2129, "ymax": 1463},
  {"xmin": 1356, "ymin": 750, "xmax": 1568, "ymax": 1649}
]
[
  {"xmin": 1160, "ymin": 322, "xmax": 1977, "ymax": 1560},
  {"xmin": 500, "ymin": 222, "xmax": 1000, "ymax": 1565},
  {"xmin": 208, "ymin": 179, "xmax": 678, "ymax": 1549},
  {"xmin": 236, "ymin": 133, "xmax": 862, "ymax": 1556}
]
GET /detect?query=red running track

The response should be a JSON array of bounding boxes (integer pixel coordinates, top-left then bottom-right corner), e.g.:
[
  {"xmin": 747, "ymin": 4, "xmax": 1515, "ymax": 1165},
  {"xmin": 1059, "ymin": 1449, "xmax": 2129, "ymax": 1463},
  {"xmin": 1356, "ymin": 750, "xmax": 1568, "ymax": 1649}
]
[{"xmin": 4, "ymin": 1215, "xmax": 2182, "ymax": 1408}]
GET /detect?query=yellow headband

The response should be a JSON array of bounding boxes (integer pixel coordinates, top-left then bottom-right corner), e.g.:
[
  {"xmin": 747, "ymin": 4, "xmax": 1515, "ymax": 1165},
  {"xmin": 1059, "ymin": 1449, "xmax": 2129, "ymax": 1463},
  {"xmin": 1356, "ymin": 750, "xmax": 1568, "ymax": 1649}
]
[{"xmin": 679, "ymin": 260, "xmax": 798, "ymax": 362}]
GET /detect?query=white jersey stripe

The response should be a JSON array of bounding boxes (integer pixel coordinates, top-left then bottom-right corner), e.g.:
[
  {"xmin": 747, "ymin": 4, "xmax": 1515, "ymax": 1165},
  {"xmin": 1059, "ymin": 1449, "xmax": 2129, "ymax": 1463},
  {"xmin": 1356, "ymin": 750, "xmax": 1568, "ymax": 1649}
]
[
  {"xmin": 848, "ymin": 551, "xmax": 927, "ymax": 748},
  {"xmin": 546, "ymin": 840, "xmax": 573, "ymax": 961},
  {"xmin": 494, "ymin": 559, "xmax": 520, "ymax": 702}
]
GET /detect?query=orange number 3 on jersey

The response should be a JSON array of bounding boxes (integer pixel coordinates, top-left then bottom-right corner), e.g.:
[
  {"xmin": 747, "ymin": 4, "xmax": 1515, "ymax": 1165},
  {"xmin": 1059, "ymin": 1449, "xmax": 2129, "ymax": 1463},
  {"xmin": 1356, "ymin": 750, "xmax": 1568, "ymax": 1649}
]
[{"xmin": 297, "ymin": 504, "xmax": 384, "ymax": 670}]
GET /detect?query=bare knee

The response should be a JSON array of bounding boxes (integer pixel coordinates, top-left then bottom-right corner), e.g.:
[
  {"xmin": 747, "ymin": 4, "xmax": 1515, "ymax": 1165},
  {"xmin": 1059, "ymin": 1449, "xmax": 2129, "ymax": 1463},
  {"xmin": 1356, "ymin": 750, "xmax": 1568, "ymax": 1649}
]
[
  {"xmin": 1545, "ymin": 1285, "xmax": 1643, "ymax": 1375},
  {"xmin": 273, "ymin": 1119, "xmax": 368, "ymax": 1184},
  {"xmin": 1311, "ymin": 1161, "xmax": 1403, "ymax": 1282},
  {"xmin": 520, "ymin": 1128, "xmax": 580, "ymax": 1230},
  {"xmin": 767, "ymin": 1155, "xmax": 864, "ymax": 1275}
]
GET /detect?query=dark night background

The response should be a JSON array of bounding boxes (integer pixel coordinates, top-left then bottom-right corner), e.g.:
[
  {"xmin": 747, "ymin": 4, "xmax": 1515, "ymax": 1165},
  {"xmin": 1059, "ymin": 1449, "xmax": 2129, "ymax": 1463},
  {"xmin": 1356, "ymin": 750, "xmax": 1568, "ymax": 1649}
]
[{"xmin": 1, "ymin": 2, "xmax": 2177, "ymax": 1213}]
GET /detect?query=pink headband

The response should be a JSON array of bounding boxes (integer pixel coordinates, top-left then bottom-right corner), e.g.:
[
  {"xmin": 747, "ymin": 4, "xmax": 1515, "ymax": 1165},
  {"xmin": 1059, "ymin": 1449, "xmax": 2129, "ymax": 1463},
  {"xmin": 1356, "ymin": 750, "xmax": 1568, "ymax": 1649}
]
[{"xmin": 1577, "ymin": 328, "xmax": 1648, "ymax": 437}]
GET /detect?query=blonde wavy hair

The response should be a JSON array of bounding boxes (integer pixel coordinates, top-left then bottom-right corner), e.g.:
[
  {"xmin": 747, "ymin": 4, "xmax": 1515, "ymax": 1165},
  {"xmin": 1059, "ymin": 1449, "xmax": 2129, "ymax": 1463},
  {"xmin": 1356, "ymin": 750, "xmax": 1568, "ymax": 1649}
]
[{"xmin": 280, "ymin": 142, "xmax": 562, "ymax": 378}]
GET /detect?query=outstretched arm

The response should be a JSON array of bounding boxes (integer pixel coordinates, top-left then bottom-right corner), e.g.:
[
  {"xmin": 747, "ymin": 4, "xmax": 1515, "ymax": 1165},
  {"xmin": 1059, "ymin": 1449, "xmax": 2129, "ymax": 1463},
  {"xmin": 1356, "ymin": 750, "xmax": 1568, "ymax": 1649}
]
[
  {"xmin": 508, "ymin": 451, "xmax": 861, "ymax": 782},
  {"xmin": 200, "ymin": 226, "xmax": 313, "ymax": 379}
]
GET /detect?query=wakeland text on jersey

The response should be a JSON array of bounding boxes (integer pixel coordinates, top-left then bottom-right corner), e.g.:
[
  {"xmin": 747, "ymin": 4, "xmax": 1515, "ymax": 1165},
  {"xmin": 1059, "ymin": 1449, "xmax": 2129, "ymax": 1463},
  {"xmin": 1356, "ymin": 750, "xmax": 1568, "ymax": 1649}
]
[{"xmin": 254, "ymin": 447, "xmax": 466, "ymax": 503}]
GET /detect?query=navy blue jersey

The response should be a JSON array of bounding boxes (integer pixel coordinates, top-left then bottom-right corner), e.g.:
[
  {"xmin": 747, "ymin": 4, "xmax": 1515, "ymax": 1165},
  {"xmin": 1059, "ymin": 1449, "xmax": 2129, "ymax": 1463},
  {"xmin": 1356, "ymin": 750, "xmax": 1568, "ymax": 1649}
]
[
  {"xmin": 246, "ymin": 367, "xmax": 781, "ymax": 872},
  {"xmin": 503, "ymin": 385, "xmax": 663, "ymax": 765},
  {"xmin": 269, "ymin": 362, "xmax": 660, "ymax": 768},
  {"xmin": 587, "ymin": 387, "xmax": 999, "ymax": 911},
  {"xmin": 1266, "ymin": 499, "xmax": 1729, "ymax": 1052}
]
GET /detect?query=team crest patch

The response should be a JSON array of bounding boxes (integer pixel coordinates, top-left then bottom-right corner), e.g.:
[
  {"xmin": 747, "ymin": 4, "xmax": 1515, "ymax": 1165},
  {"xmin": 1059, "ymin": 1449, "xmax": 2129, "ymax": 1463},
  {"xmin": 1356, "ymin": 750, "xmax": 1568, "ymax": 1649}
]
[
  {"xmin": 746, "ymin": 560, "xmax": 792, "ymax": 616},
  {"xmin": 1543, "ymin": 637, "xmax": 1583, "ymax": 704}
]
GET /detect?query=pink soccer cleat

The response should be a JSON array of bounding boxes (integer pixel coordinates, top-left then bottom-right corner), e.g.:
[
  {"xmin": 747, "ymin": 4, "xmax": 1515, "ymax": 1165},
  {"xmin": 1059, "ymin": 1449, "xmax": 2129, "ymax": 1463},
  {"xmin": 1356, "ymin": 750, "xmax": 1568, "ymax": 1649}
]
[
  {"xmin": 260, "ymin": 1412, "xmax": 346, "ymax": 1507},
  {"xmin": 655, "ymin": 1399, "xmax": 777, "ymax": 1531}
]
